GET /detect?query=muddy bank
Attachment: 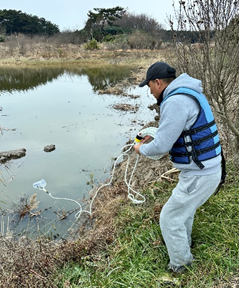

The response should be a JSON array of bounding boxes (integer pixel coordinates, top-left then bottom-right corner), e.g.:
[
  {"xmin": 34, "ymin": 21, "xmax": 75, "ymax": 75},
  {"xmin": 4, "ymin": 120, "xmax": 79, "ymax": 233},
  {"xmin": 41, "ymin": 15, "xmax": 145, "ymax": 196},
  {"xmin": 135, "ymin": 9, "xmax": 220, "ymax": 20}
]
[{"xmin": 0, "ymin": 148, "xmax": 26, "ymax": 163}]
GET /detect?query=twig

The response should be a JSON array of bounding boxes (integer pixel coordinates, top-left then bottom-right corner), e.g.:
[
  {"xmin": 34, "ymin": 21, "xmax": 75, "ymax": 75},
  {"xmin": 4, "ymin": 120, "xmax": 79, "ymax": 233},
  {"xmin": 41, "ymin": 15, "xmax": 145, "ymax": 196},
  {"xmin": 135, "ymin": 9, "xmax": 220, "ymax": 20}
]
[{"xmin": 29, "ymin": 269, "xmax": 46, "ymax": 279}]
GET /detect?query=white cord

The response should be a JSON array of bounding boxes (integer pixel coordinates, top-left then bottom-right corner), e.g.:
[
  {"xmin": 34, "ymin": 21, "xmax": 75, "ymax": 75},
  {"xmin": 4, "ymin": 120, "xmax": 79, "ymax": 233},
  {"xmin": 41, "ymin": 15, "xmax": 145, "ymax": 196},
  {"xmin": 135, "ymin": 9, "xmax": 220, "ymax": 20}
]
[
  {"xmin": 33, "ymin": 127, "xmax": 162, "ymax": 219},
  {"xmin": 77, "ymin": 142, "xmax": 145, "ymax": 218}
]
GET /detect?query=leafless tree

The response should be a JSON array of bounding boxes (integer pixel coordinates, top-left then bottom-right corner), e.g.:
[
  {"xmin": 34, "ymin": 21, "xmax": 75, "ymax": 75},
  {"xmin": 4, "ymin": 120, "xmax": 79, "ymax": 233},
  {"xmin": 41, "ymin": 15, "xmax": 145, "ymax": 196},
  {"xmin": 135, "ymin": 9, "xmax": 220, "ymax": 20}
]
[
  {"xmin": 115, "ymin": 12, "xmax": 164, "ymax": 35},
  {"xmin": 114, "ymin": 12, "xmax": 164, "ymax": 49},
  {"xmin": 169, "ymin": 0, "xmax": 239, "ymax": 162}
]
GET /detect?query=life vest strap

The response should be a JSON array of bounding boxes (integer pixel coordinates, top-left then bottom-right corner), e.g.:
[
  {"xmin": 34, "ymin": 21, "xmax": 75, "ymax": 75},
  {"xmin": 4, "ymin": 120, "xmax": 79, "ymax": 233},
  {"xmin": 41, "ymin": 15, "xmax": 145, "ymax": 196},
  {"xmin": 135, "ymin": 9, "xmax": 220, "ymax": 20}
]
[
  {"xmin": 195, "ymin": 141, "xmax": 220, "ymax": 156},
  {"xmin": 182, "ymin": 120, "xmax": 215, "ymax": 136},
  {"xmin": 170, "ymin": 141, "xmax": 221, "ymax": 169},
  {"xmin": 214, "ymin": 149, "xmax": 226, "ymax": 195},
  {"xmin": 174, "ymin": 130, "xmax": 218, "ymax": 148},
  {"xmin": 170, "ymin": 141, "xmax": 220, "ymax": 157}
]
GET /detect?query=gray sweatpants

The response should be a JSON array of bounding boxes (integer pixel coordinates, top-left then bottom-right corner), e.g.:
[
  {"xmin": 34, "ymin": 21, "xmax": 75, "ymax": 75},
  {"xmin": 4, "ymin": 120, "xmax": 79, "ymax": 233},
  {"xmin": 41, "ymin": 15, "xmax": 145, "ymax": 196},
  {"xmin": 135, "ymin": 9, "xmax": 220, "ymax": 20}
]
[{"xmin": 160, "ymin": 170, "xmax": 221, "ymax": 268}]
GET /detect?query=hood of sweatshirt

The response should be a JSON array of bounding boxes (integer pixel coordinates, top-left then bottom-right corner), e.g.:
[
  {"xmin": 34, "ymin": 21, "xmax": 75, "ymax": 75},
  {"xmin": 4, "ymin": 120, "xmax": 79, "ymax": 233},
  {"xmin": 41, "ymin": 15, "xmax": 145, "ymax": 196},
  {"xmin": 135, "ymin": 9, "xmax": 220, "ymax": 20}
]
[{"xmin": 163, "ymin": 73, "xmax": 203, "ymax": 99}]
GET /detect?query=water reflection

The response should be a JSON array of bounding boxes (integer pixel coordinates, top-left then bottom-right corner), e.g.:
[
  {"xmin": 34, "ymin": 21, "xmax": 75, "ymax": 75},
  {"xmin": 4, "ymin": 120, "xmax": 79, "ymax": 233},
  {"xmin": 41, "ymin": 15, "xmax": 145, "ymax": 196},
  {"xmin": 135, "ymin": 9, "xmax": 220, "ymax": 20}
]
[
  {"xmin": 81, "ymin": 67, "xmax": 131, "ymax": 92},
  {"xmin": 0, "ymin": 67, "xmax": 64, "ymax": 92},
  {"xmin": 0, "ymin": 66, "xmax": 132, "ymax": 93}
]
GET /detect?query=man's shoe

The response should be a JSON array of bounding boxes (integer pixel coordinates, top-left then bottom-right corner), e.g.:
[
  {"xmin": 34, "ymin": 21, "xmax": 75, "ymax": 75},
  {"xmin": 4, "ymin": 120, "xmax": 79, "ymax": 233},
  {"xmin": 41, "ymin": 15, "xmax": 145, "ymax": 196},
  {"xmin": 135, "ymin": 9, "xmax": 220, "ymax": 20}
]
[{"xmin": 168, "ymin": 262, "xmax": 192, "ymax": 274}]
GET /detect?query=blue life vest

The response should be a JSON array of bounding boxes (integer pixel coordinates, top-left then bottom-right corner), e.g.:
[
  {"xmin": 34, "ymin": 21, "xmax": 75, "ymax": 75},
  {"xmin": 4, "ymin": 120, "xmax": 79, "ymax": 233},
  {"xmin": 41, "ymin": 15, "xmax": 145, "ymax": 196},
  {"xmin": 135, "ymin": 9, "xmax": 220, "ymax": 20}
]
[{"xmin": 161, "ymin": 87, "xmax": 221, "ymax": 169}]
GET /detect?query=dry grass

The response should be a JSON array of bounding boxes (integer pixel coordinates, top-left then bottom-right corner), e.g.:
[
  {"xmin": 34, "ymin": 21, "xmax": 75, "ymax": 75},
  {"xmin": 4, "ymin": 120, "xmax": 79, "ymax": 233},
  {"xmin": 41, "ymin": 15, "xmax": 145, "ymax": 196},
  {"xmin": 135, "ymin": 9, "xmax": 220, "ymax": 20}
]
[
  {"xmin": 0, "ymin": 183, "xmax": 129, "ymax": 287},
  {"xmin": 0, "ymin": 34, "xmax": 174, "ymax": 70},
  {"xmin": 0, "ymin": 159, "xmax": 178, "ymax": 287}
]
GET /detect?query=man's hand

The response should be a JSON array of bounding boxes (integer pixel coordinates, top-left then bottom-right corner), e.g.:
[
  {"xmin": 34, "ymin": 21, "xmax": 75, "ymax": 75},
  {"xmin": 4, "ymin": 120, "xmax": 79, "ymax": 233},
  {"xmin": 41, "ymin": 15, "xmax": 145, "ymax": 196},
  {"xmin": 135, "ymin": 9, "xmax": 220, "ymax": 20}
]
[
  {"xmin": 134, "ymin": 136, "xmax": 151, "ymax": 154},
  {"xmin": 134, "ymin": 142, "xmax": 143, "ymax": 154}
]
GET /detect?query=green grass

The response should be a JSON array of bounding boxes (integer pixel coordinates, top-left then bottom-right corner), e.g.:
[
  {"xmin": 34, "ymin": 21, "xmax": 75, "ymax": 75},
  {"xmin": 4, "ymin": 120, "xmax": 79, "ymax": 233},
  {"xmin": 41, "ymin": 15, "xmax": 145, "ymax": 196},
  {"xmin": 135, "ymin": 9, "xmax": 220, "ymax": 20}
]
[{"xmin": 55, "ymin": 161, "xmax": 239, "ymax": 287}]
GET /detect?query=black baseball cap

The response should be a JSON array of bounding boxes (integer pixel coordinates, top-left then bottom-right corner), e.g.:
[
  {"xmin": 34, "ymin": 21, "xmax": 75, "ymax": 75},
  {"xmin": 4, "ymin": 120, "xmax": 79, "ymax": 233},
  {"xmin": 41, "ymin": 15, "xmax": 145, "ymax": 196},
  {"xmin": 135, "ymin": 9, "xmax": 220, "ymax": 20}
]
[{"xmin": 139, "ymin": 61, "xmax": 176, "ymax": 87}]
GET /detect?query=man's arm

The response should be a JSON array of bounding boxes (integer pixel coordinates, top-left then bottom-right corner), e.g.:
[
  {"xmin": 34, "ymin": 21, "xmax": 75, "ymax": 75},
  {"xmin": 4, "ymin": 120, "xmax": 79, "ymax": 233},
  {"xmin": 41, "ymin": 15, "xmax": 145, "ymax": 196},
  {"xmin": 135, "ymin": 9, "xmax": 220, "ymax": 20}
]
[{"xmin": 138, "ymin": 98, "xmax": 189, "ymax": 157}]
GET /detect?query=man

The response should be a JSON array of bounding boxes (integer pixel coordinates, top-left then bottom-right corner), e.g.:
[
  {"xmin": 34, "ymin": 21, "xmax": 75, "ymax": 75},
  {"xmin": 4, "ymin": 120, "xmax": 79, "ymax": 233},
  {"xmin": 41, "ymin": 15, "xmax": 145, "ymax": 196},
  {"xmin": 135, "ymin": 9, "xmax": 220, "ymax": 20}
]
[{"xmin": 134, "ymin": 61, "xmax": 222, "ymax": 273}]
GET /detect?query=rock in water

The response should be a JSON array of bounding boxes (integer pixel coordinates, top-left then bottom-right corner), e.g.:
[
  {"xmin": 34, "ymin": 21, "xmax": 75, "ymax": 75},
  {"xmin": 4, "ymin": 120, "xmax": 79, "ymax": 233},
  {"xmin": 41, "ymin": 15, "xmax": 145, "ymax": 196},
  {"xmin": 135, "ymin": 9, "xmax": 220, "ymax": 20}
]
[{"xmin": 44, "ymin": 145, "xmax": 56, "ymax": 152}]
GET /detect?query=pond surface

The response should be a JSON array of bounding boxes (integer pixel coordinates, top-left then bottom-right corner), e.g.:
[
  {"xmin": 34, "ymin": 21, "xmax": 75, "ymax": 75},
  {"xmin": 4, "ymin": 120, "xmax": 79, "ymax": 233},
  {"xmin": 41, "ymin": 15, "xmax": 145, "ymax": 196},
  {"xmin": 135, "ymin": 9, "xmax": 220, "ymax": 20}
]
[{"xmin": 0, "ymin": 66, "xmax": 156, "ymax": 239}]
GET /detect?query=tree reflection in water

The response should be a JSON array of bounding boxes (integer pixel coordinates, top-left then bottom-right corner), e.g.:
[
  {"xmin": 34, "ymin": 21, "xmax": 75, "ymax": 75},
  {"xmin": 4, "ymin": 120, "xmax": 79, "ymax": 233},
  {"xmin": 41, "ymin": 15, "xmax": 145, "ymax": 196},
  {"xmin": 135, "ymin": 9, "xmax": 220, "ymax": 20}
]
[{"xmin": 0, "ymin": 66, "xmax": 133, "ymax": 94}]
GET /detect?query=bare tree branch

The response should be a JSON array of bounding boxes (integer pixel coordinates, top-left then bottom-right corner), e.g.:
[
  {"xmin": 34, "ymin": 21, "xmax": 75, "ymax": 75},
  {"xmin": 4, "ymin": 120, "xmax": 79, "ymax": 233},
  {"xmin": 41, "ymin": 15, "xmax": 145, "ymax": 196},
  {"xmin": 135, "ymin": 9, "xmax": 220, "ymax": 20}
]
[{"xmin": 169, "ymin": 0, "xmax": 239, "ymax": 157}]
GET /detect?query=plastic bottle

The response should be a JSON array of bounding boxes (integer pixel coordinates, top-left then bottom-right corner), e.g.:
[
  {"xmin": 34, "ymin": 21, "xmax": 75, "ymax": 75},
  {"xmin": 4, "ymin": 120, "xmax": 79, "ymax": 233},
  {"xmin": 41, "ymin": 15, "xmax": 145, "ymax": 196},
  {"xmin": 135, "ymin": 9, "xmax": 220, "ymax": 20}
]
[{"xmin": 33, "ymin": 179, "xmax": 47, "ymax": 189}]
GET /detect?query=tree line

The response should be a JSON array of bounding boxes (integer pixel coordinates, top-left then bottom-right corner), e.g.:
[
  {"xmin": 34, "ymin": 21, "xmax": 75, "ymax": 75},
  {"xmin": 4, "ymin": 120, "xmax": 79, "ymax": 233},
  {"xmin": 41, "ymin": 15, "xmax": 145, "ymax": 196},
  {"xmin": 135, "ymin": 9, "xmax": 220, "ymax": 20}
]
[
  {"xmin": 0, "ymin": 9, "xmax": 59, "ymax": 36},
  {"xmin": 0, "ymin": 7, "xmax": 214, "ymax": 46}
]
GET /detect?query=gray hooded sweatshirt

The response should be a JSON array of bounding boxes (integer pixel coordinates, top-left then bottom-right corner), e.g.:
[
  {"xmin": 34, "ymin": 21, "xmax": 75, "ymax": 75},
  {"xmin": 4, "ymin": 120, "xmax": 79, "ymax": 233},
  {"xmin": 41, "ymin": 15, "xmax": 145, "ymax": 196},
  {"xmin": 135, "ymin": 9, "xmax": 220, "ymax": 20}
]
[{"xmin": 139, "ymin": 73, "xmax": 222, "ymax": 176}]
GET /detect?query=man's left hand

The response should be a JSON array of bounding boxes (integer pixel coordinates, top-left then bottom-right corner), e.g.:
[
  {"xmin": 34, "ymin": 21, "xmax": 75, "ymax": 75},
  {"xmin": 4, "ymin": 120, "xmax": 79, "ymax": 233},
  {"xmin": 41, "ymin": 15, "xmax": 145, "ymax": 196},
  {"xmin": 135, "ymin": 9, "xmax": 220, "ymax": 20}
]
[
  {"xmin": 134, "ymin": 136, "xmax": 151, "ymax": 154},
  {"xmin": 134, "ymin": 142, "xmax": 144, "ymax": 154}
]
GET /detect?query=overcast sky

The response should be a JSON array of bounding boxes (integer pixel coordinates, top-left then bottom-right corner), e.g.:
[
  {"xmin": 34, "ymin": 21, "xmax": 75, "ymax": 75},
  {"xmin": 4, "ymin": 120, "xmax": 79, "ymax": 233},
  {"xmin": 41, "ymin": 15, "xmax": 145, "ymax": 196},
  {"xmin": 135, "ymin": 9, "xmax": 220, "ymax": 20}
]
[{"xmin": 0, "ymin": 0, "xmax": 175, "ymax": 31}]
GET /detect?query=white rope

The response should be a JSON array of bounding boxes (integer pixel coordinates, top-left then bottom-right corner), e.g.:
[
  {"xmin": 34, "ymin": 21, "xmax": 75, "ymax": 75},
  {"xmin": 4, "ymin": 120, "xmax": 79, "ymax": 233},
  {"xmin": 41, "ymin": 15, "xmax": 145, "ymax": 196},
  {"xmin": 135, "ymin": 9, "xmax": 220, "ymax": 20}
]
[{"xmin": 33, "ymin": 127, "xmax": 162, "ymax": 219}]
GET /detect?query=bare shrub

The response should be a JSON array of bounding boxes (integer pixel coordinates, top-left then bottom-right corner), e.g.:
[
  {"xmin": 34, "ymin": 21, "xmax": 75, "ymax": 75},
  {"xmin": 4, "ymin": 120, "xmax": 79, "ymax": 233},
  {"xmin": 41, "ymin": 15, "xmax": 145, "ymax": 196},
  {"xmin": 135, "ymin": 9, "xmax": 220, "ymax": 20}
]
[
  {"xmin": 0, "ymin": 34, "xmax": 85, "ymax": 59},
  {"xmin": 128, "ymin": 30, "xmax": 162, "ymax": 49},
  {"xmin": 114, "ymin": 11, "xmax": 164, "ymax": 35},
  {"xmin": 50, "ymin": 30, "xmax": 87, "ymax": 45},
  {"xmin": 169, "ymin": 0, "xmax": 239, "ymax": 162}
]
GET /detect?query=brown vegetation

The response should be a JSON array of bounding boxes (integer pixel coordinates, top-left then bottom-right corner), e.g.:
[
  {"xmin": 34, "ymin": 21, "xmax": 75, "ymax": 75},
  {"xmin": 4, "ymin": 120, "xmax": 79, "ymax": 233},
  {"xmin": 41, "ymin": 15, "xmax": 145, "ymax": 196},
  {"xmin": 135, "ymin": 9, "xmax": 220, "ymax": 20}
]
[
  {"xmin": 0, "ymin": 183, "xmax": 132, "ymax": 287},
  {"xmin": 0, "ymin": 148, "xmax": 181, "ymax": 287},
  {"xmin": 0, "ymin": 34, "xmax": 173, "ymax": 67},
  {"xmin": 0, "ymin": 148, "xmax": 26, "ymax": 163}
]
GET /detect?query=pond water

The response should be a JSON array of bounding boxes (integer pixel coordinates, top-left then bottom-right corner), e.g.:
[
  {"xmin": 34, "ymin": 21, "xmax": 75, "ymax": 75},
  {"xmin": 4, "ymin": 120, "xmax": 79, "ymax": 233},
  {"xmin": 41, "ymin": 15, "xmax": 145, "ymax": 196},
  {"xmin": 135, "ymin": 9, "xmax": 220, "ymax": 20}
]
[{"xmin": 0, "ymin": 66, "xmax": 156, "ymax": 239}]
